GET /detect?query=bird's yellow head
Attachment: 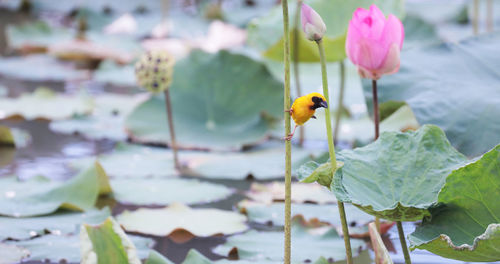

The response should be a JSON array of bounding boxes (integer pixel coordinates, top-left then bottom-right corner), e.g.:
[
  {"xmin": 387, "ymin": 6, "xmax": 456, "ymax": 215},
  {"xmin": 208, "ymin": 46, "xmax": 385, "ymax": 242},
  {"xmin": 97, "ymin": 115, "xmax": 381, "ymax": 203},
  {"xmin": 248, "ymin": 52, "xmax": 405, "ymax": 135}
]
[{"xmin": 306, "ymin": 92, "xmax": 328, "ymax": 110}]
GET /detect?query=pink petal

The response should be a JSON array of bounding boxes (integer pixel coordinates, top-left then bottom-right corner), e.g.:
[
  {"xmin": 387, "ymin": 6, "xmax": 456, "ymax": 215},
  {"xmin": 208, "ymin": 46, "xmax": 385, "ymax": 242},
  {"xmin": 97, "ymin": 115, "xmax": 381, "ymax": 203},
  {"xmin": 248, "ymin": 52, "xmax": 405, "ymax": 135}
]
[
  {"xmin": 346, "ymin": 20, "xmax": 362, "ymax": 65},
  {"xmin": 377, "ymin": 43, "xmax": 401, "ymax": 76},
  {"xmin": 382, "ymin": 14, "xmax": 405, "ymax": 51}
]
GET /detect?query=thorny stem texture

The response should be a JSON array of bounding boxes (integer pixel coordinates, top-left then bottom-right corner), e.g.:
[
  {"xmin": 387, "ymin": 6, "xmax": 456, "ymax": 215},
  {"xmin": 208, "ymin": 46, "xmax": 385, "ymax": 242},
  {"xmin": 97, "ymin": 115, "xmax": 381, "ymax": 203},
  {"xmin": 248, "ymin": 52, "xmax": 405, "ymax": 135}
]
[
  {"xmin": 397, "ymin": 221, "xmax": 412, "ymax": 264},
  {"xmin": 372, "ymin": 79, "xmax": 381, "ymax": 231},
  {"xmin": 317, "ymin": 39, "xmax": 353, "ymax": 264},
  {"xmin": 281, "ymin": 0, "xmax": 292, "ymax": 263}
]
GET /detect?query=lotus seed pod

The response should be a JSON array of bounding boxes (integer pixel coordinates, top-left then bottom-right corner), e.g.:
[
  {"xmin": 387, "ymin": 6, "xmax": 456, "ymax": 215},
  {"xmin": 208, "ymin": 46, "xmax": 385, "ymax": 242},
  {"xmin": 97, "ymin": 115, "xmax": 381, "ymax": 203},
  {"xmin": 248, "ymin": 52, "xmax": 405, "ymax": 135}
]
[{"xmin": 135, "ymin": 50, "xmax": 175, "ymax": 93}]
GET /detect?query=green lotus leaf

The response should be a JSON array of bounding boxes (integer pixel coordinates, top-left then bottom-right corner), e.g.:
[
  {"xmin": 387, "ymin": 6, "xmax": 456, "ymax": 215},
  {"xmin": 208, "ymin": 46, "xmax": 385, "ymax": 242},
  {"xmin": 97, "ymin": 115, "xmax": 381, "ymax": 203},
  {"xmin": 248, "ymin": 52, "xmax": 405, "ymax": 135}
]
[
  {"xmin": 331, "ymin": 125, "xmax": 467, "ymax": 221},
  {"xmin": 247, "ymin": 0, "xmax": 404, "ymax": 62},
  {"xmin": 0, "ymin": 244, "xmax": 29, "ymax": 263},
  {"xmin": 7, "ymin": 21, "xmax": 141, "ymax": 58},
  {"xmin": 94, "ymin": 60, "xmax": 136, "ymax": 87},
  {"xmin": 297, "ymin": 105, "xmax": 420, "ymax": 187},
  {"xmin": 145, "ymin": 248, "xmax": 289, "ymax": 264},
  {"xmin": 110, "ymin": 178, "xmax": 233, "ymax": 206},
  {"xmin": 246, "ymin": 181, "xmax": 337, "ymax": 204},
  {"xmin": 81, "ymin": 217, "xmax": 142, "ymax": 264},
  {"xmin": 0, "ymin": 87, "xmax": 93, "ymax": 121},
  {"xmin": 409, "ymin": 145, "xmax": 500, "ymax": 262},
  {"xmin": 402, "ymin": 15, "xmax": 440, "ymax": 49},
  {"xmin": 362, "ymin": 33, "xmax": 500, "ymax": 157},
  {"xmin": 238, "ymin": 200, "xmax": 373, "ymax": 228},
  {"xmin": 125, "ymin": 50, "xmax": 283, "ymax": 150},
  {"xmin": 6, "ymin": 21, "xmax": 69, "ymax": 50},
  {"xmin": 7, "ymin": 232, "xmax": 153, "ymax": 263},
  {"xmin": 213, "ymin": 218, "xmax": 365, "ymax": 262},
  {"xmin": 0, "ymin": 55, "xmax": 89, "ymax": 82},
  {"xmin": 185, "ymin": 144, "xmax": 323, "ymax": 180},
  {"xmin": 0, "ymin": 161, "xmax": 110, "ymax": 217},
  {"xmin": 0, "ymin": 208, "xmax": 110, "ymax": 241},
  {"xmin": 70, "ymin": 143, "xmax": 183, "ymax": 178},
  {"xmin": 49, "ymin": 93, "xmax": 147, "ymax": 141},
  {"xmin": 297, "ymin": 160, "xmax": 343, "ymax": 188},
  {"xmin": 145, "ymin": 250, "xmax": 174, "ymax": 264},
  {"xmin": 117, "ymin": 203, "xmax": 247, "ymax": 238}
]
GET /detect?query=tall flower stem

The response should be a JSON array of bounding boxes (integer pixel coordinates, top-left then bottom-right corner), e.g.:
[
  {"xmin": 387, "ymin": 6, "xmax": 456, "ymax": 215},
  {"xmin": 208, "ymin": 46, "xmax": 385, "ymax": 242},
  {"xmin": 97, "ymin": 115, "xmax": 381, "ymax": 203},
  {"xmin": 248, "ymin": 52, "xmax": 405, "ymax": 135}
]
[
  {"xmin": 473, "ymin": 0, "xmax": 479, "ymax": 35},
  {"xmin": 333, "ymin": 60, "xmax": 345, "ymax": 143},
  {"xmin": 281, "ymin": 0, "xmax": 292, "ymax": 263},
  {"xmin": 164, "ymin": 89, "xmax": 180, "ymax": 170},
  {"xmin": 397, "ymin": 221, "xmax": 412, "ymax": 264},
  {"xmin": 487, "ymin": 0, "xmax": 494, "ymax": 32},
  {"xmin": 293, "ymin": 0, "xmax": 304, "ymax": 146},
  {"xmin": 316, "ymin": 39, "xmax": 353, "ymax": 264},
  {"xmin": 372, "ymin": 79, "xmax": 381, "ymax": 232}
]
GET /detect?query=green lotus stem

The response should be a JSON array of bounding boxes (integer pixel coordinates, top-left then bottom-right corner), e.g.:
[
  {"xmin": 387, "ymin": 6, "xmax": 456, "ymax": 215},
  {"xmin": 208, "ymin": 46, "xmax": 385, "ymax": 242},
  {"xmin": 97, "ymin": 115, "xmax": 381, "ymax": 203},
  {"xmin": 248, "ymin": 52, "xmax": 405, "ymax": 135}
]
[
  {"xmin": 164, "ymin": 90, "xmax": 180, "ymax": 170},
  {"xmin": 316, "ymin": 39, "xmax": 353, "ymax": 264},
  {"xmin": 372, "ymin": 79, "xmax": 381, "ymax": 232},
  {"xmin": 487, "ymin": 0, "xmax": 494, "ymax": 32},
  {"xmin": 293, "ymin": 0, "xmax": 304, "ymax": 146},
  {"xmin": 397, "ymin": 221, "xmax": 412, "ymax": 264},
  {"xmin": 333, "ymin": 60, "xmax": 345, "ymax": 143},
  {"xmin": 473, "ymin": 0, "xmax": 479, "ymax": 35},
  {"xmin": 281, "ymin": 0, "xmax": 292, "ymax": 263}
]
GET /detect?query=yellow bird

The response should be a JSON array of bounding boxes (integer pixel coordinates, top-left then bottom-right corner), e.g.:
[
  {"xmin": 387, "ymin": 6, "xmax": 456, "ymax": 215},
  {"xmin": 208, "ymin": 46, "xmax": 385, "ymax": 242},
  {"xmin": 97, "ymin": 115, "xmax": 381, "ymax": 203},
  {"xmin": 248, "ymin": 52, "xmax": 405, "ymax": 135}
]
[{"xmin": 285, "ymin": 92, "xmax": 328, "ymax": 140}]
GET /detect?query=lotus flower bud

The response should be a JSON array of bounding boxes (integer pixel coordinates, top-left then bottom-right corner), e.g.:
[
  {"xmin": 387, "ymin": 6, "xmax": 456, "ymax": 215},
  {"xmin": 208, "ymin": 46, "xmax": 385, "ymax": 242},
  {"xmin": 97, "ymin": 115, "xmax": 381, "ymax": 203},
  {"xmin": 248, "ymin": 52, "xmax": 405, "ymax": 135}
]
[
  {"xmin": 301, "ymin": 3, "xmax": 326, "ymax": 41},
  {"xmin": 135, "ymin": 50, "xmax": 175, "ymax": 93},
  {"xmin": 345, "ymin": 5, "xmax": 404, "ymax": 80}
]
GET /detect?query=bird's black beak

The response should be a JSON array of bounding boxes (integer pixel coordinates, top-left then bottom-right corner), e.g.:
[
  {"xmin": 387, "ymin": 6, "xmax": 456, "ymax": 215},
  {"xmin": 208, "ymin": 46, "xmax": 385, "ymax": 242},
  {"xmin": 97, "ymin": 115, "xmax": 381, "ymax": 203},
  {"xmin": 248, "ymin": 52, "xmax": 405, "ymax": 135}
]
[{"xmin": 320, "ymin": 101, "xmax": 328, "ymax": 108}]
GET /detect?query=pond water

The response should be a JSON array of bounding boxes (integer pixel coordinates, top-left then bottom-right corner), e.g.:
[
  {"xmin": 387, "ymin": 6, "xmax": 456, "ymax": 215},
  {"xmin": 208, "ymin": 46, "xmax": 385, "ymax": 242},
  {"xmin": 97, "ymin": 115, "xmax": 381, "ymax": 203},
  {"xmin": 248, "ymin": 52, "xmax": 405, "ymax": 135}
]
[{"xmin": 0, "ymin": 2, "xmax": 499, "ymax": 264}]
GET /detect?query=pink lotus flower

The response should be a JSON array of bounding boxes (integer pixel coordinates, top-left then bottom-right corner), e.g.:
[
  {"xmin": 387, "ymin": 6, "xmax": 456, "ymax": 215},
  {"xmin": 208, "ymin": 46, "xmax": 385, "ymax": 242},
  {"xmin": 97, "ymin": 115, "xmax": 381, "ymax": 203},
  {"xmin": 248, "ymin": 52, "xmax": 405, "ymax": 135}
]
[
  {"xmin": 301, "ymin": 3, "xmax": 326, "ymax": 41},
  {"xmin": 346, "ymin": 5, "xmax": 404, "ymax": 80}
]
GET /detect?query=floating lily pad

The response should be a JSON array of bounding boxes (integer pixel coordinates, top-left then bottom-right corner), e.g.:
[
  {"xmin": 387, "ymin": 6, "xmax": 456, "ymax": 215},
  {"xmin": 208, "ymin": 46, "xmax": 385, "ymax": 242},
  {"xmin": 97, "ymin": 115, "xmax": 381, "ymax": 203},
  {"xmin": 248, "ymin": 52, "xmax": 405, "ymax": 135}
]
[
  {"xmin": 0, "ymin": 88, "xmax": 93, "ymax": 121},
  {"xmin": 111, "ymin": 178, "xmax": 233, "ymax": 206},
  {"xmin": 94, "ymin": 60, "xmax": 136, "ymax": 87},
  {"xmin": 50, "ymin": 93, "xmax": 147, "ymax": 141},
  {"xmin": 0, "ymin": 126, "xmax": 31, "ymax": 148},
  {"xmin": 0, "ymin": 161, "xmax": 110, "ymax": 217},
  {"xmin": 145, "ymin": 249, "xmax": 287, "ymax": 264},
  {"xmin": 81, "ymin": 217, "xmax": 142, "ymax": 264},
  {"xmin": 8, "ymin": 232, "xmax": 153, "ymax": 263},
  {"xmin": 247, "ymin": 0, "xmax": 404, "ymax": 62},
  {"xmin": 363, "ymin": 33, "xmax": 500, "ymax": 157},
  {"xmin": 117, "ymin": 203, "xmax": 247, "ymax": 242},
  {"xmin": 185, "ymin": 145, "xmax": 323, "ymax": 180},
  {"xmin": 0, "ymin": 208, "xmax": 110, "ymax": 241},
  {"xmin": 0, "ymin": 244, "xmax": 29, "ymax": 263},
  {"xmin": 7, "ymin": 21, "xmax": 141, "ymax": 63},
  {"xmin": 146, "ymin": 250, "xmax": 174, "ymax": 264},
  {"xmin": 332, "ymin": 125, "xmax": 467, "ymax": 221},
  {"xmin": 70, "ymin": 143, "xmax": 184, "ymax": 178},
  {"xmin": 409, "ymin": 145, "xmax": 500, "ymax": 261},
  {"xmin": 125, "ymin": 50, "xmax": 283, "ymax": 150},
  {"xmin": 238, "ymin": 200, "xmax": 373, "ymax": 228},
  {"xmin": 0, "ymin": 55, "xmax": 89, "ymax": 81},
  {"xmin": 245, "ymin": 182, "xmax": 336, "ymax": 204},
  {"xmin": 213, "ymin": 218, "xmax": 365, "ymax": 262},
  {"xmin": 6, "ymin": 21, "xmax": 69, "ymax": 52}
]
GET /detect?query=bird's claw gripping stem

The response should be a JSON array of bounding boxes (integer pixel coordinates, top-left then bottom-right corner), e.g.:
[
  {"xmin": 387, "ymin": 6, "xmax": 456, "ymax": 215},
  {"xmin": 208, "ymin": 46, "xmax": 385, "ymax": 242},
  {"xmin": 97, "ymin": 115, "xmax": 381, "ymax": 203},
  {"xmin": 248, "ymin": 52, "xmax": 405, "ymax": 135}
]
[{"xmin": 284, "ymin": 108, "xmax": 293, "ymax": 116}]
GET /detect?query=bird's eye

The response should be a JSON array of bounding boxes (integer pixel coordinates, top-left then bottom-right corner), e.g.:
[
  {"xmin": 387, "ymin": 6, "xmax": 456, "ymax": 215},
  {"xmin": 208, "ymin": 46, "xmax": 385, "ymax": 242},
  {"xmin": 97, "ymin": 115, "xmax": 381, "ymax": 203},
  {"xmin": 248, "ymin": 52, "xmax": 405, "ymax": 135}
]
[{"xmin": 312, "ymin": 96, "xmax": 322, "ymax": 103}]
